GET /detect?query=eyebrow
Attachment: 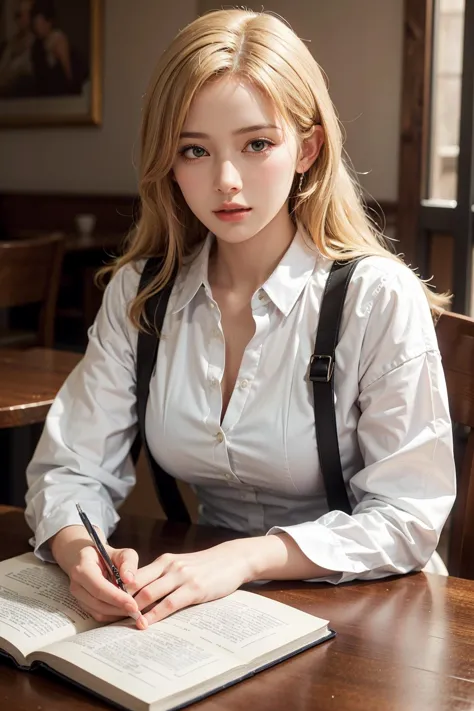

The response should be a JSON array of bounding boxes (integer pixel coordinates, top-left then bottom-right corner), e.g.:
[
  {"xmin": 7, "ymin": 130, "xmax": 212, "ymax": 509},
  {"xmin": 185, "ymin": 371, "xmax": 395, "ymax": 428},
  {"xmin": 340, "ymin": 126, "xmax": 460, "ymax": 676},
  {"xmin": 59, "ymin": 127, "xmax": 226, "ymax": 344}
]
[{"xmin": 179, "ymin": 124, "xmax": 281, "ymax": 139}]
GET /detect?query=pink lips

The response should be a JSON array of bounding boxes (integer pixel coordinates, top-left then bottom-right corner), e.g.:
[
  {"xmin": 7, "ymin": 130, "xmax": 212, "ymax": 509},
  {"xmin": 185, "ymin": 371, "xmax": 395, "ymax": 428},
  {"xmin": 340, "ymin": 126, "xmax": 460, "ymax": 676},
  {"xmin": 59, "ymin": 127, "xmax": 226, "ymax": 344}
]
[{"xmin": 214, "ymin": 208, "xmax": 252, "ymax": 222}]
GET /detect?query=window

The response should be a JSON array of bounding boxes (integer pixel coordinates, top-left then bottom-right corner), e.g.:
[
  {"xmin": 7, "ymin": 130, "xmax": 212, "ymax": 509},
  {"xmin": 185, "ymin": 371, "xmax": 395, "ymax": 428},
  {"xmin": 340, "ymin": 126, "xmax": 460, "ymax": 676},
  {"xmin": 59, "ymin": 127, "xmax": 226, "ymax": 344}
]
[{"xmin": 429, "ymin": 0, "xmax": 465, "ymax": 200}]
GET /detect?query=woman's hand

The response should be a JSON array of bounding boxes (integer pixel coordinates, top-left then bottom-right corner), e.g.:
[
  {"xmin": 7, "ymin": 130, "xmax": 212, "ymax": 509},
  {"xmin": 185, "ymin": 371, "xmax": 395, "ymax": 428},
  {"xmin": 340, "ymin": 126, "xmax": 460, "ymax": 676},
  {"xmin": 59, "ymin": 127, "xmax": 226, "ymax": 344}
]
[
  {"xmin": 49, "ymin": 525, "xmax": 148, "ymax": 629},
  {"xmin": 128, "ymin": 538, "xmax": 257, "ymax": 625},
  {"xmin": 50, "ymin": 529, "xmax": 327, "ymax": 629}
]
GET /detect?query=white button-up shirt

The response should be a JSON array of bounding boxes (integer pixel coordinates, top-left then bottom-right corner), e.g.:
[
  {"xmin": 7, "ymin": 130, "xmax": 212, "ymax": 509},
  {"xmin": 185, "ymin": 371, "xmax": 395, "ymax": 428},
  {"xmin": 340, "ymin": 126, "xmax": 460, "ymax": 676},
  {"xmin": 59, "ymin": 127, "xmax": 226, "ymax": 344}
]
[{"xmin": 25, "ymin": 229, "xmax": 456, "ymax": 583}]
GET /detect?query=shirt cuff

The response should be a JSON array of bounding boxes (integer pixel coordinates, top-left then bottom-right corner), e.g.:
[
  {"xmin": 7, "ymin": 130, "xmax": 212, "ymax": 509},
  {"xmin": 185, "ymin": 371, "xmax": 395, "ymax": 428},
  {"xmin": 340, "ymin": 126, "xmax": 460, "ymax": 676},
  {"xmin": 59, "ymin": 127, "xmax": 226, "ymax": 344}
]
[
  {"xmin": 267, "ymin": 514, "xmax": 394, "ymax": 584},
  {"xmin": 29, "ymin": 500, "xmax": 120, "ymax": 563},
  {"xmin": 266, "ymin": 521, "xmax": 348, "ymax": 584}
]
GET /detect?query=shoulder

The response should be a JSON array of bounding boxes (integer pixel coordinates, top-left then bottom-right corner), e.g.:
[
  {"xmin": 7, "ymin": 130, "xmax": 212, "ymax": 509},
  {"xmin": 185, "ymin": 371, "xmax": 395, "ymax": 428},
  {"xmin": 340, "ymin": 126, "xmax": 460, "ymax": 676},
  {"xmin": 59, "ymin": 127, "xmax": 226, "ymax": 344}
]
[
  {"xmin": 332, "ymin": 255, "xmax": 433, "ymax": 344},
  {"xmin": 50, "ymin": 30, "xmax": 69, "ymax": 51},
  {"xmin": 347, "ymin": 255, "xmax": 428, "ymax": 315},
  {"xmin": 313, "ymin": 253, "xmax": 430, "ymax": 325},
  {"xmin": 99, "ymin": 260, "xmax": 147, "ymax": 328},
  {"xmin": 107, "ymin": 260, "xmax": 147, "ymax": 298},
  {"xmin": 335, "ymin": 255, "xmax": 439, "ymax": 388},
  {"xmin": 51, "ymin": 30, "xmax": 67, "ymax": 43}
]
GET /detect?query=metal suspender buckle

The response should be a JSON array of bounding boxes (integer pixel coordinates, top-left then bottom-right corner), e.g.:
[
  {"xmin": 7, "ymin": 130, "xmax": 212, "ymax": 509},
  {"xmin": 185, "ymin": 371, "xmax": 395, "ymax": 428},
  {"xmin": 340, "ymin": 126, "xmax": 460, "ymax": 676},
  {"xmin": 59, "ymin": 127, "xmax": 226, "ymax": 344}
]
[{"xmin": 309, "ymin": 354, "xmax": 334, "ymax": 382}]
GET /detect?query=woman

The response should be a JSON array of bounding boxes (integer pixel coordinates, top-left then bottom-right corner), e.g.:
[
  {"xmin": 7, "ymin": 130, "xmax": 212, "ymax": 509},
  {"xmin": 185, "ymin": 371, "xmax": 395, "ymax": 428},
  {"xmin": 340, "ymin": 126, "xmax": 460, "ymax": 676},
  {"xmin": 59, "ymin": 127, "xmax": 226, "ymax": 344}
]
[
  {"xmin": 25, "ymin": 9, "xmax": 456, "ymax": 631},
  {"xmin": 30, "ymin": 0, "xmax": 73, "ymax": 96},
  {"xmin": 0, "ymin": 0, "xmax": 34, "ymax": 97}
]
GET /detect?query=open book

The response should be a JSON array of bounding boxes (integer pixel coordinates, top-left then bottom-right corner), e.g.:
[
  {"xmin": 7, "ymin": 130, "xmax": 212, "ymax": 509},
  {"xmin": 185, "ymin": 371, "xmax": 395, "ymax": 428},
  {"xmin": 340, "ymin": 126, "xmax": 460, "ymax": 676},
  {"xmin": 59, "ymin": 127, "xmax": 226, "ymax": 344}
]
[{"xmin": 0, "ymin": 553, "xmax": 334, "ymax": 711}]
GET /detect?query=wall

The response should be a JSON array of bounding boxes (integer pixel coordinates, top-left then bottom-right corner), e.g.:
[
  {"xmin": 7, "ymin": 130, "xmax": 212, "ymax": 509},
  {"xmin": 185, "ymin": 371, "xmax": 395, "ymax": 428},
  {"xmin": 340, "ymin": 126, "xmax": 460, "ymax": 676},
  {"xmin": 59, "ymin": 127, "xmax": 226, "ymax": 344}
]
[
  {"xmin": 0, "ymin": 0, "xmax": 197, "ymax": 194},
  {"xmin": 198, "ymin": 0, "xmax": 404, "ymax": 202},
  {"xmin": 0, "ymin": 1, "xmax": 403, "ymax": 199}
]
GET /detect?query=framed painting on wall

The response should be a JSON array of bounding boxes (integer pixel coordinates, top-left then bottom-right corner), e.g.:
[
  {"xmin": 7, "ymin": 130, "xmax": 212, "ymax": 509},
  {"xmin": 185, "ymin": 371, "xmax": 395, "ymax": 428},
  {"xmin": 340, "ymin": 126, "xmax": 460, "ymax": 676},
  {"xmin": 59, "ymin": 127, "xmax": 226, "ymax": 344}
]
[{"xmin": 0, "ymin": 0, "xmax": 103, "ymax": 127}]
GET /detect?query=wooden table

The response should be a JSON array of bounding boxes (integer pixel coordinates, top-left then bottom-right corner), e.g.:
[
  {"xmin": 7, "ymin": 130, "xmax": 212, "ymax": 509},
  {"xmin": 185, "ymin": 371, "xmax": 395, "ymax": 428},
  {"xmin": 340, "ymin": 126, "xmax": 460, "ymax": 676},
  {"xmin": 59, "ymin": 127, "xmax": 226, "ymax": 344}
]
[
  {"xmin": 1, "ymin": 506, "xmax": 474, "ymax": 711},
  {"xmin": 0, "ymin": 349, "xmax": 82, "ymax": 504}
]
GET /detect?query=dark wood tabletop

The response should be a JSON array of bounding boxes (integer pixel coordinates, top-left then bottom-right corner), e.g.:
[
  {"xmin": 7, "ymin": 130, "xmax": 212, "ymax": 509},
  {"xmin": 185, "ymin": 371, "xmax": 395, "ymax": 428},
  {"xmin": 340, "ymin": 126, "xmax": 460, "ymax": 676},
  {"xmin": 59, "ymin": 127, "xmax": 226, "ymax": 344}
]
[
  {"xmin": 0, "ymin": 347, "xmax": 82, "ymax": 428},
  {"xmin": 1, "ymin": 505, "xmax": 474, "ymax": 711}
]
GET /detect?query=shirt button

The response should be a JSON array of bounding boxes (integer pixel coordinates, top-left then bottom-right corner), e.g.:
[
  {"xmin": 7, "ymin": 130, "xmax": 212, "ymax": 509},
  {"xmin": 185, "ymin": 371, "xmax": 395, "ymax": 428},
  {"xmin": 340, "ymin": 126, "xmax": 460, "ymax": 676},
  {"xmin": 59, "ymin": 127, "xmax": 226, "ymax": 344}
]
[
  {"xmin": 225, "ymin": 473, "xmax": 232, "ymax": 480},
  {"xmin": 215, "ymin": 432, "xmax": 224, "ymax": 443},
  {"xmin": 209, "ymin": 301, "xmax": 215, "ymax": 309},
  {"xmin": 240, "ymin": 379, "xmax": 249, "ymax": 389},
  {"xmin": 258, "ymin": 290, "xmax": 265, "ymax": 301},
  {"xmin": 209, "ymin": 377, "xmax": 218, "ymax": 388},
  {"xmin": 212, "ymin": 328, "xmax": 221, "ymax": 339}
]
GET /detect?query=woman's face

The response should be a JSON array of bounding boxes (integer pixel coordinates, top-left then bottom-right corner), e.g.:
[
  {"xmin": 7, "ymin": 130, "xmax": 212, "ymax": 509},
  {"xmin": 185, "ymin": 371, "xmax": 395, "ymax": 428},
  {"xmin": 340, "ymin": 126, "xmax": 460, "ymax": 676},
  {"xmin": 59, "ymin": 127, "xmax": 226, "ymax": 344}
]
[
  {"xmin": 33, "ymin": 14, "xmax": 51, "ymax": 38},
  {"xmin": 15, "ymin": 1, "xmax": 32, "ymax": 31},
  {"xmin": 172, "ymin": 76, "xmax": 304, "ymax": 246}
]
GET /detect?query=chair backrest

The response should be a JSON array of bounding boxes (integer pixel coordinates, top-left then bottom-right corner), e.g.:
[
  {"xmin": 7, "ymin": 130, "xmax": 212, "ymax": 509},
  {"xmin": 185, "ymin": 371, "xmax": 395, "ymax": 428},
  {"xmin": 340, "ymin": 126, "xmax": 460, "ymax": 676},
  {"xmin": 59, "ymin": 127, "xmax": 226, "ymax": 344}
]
[
  {"xmin": 0, "ymin": 233, "xmax": 65, "ymax": 348},
  {"xmin": 436, "ymin": 310, "xmax": 474, "ymax": 578}
]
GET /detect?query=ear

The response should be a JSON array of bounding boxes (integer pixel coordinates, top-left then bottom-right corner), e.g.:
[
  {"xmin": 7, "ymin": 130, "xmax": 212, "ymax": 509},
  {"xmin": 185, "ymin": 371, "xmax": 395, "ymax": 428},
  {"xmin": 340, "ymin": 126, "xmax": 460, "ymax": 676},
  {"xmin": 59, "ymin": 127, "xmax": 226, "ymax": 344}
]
[{"xmin": 295, "ymin": 125, "xmax": 324, "ymax": 174}]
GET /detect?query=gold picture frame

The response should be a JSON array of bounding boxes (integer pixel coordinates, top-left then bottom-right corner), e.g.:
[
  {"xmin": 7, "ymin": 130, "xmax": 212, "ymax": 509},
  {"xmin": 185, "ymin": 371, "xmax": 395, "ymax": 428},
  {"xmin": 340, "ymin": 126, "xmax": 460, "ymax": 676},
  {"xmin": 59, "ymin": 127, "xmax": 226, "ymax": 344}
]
[{"xmin": 0, "ymin": 0, "xmax": 103, "ymax": 127}]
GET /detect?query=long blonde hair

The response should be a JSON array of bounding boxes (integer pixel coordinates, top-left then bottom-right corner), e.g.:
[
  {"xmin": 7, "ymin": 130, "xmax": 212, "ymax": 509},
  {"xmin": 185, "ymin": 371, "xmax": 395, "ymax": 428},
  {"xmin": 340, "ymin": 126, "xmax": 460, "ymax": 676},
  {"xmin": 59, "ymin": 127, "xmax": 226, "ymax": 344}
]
[{"xmin": 100, "ymin": 8, "xmax": 449, "ymax": 329}]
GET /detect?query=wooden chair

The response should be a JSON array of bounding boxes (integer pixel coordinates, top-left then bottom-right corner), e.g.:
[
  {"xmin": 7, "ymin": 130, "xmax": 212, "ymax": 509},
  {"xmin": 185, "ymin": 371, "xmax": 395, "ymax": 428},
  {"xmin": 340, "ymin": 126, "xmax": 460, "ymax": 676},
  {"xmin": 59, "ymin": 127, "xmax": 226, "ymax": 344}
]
[
  {"xmin": 0, "ymin": 233, "xmax": 65, "ymax": 349},
  {"xmin": 436, "ymin": 310, "xmax": 474, "ymax": 578}
]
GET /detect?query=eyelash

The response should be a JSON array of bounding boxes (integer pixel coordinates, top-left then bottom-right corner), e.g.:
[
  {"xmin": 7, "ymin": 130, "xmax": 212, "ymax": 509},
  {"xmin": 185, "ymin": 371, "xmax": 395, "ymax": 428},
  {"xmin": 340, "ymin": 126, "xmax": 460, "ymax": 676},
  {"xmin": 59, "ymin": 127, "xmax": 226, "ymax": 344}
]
[{"xmin": 177, "ymin": 138, "xmax": 276, "ymax": 162}]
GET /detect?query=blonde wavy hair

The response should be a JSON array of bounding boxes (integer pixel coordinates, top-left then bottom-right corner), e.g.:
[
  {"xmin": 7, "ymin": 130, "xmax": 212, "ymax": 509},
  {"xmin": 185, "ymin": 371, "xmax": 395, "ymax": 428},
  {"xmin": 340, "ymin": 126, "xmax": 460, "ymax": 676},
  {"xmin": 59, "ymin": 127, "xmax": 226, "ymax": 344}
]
[{"xmin": 100, "ymin": 8, "xmax": 449, "ymax": 329}]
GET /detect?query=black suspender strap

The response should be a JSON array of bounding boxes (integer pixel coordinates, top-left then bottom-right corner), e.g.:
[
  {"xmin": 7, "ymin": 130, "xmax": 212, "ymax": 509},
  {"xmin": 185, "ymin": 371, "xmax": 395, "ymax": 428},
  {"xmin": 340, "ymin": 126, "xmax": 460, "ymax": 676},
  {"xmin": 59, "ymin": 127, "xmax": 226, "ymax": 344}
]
[
  {"xmin": 309, "ymin": 257, "xmax": 366, "ymax": 515},
  {"xmin": 135, "ymin": 258, "xmax": 190, "ymax": 523}
]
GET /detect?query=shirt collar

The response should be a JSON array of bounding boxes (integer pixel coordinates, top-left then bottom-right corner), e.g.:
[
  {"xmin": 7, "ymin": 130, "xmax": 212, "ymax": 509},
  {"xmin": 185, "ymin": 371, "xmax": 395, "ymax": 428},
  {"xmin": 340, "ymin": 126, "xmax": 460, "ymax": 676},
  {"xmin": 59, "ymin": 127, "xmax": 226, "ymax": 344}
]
[
  {"xmin": 169, "ymin": 233, "xmax": 213, "ymax": 314},
  {"xmin": 261, "ymin": 227, "xmax": 318, "ymax": 317},
  {"xmin": 169, "ymin": 226, "xmax": 318, "ymax": 317}
]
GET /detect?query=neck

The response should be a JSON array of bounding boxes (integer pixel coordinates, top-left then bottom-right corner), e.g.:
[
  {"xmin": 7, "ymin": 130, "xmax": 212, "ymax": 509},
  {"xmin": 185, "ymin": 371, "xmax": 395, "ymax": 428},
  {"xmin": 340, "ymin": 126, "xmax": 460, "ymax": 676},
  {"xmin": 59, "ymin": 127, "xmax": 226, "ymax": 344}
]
[{"xmin": 209, "ymin": 207, "xmax": 296, "ymax": 294}]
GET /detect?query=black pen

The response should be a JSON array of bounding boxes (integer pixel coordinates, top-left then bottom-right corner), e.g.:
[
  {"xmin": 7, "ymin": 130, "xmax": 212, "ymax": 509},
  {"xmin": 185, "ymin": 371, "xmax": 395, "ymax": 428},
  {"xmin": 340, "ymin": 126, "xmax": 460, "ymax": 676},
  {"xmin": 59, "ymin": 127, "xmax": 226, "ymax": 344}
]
[
  {"xmin": 75, "ymin": 503, "xmax": 126, "ymax": 590},
  {"xmin": 75, "ymin": 503, "xmax": 142, "ymax": 623}
]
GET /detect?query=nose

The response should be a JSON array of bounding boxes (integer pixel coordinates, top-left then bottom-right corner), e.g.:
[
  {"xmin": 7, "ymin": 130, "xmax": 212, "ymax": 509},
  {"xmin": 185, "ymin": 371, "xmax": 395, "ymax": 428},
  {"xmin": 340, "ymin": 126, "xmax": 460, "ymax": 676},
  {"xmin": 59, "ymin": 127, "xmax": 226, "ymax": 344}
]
[{"xmin": 214, "ymin": 160, "xmax": 242, "ymax": 194}]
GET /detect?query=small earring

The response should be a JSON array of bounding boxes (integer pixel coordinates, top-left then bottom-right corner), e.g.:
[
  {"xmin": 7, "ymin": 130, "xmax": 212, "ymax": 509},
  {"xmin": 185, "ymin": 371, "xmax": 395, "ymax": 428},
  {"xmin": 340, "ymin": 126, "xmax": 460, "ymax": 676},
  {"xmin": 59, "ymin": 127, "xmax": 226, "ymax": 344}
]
[{"xmin": 298, "ymin": 172, "xmax": 305, "ymax": 192}]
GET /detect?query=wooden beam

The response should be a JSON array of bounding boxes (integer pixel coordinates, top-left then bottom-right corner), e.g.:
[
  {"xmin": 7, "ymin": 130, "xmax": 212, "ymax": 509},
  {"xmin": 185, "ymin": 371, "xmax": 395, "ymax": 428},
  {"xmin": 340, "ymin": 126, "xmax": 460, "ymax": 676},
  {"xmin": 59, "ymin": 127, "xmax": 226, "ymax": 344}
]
[{"xmin": 397, "ymin": 0, "xmax": 433, "ymax": 268}]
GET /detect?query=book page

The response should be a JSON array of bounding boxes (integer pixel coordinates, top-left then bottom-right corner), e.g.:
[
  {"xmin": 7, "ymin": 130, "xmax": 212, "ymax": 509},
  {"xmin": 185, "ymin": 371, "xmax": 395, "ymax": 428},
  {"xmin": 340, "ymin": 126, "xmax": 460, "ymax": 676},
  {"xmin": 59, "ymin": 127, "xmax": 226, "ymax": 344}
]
[
  {"xmin": 163, "ymin": 590, "xmax": 329, "ymax": 662},
  {"xmin": 0, "ymin": 553, "xmax": 100, "ymax": 659},
  {"xmin": 35, "ymin": 589, "xmax": 328, "ymax": 705},
  {"xmin": 36, "ymin": 619, "xmax": 240, "ymax": 706}
]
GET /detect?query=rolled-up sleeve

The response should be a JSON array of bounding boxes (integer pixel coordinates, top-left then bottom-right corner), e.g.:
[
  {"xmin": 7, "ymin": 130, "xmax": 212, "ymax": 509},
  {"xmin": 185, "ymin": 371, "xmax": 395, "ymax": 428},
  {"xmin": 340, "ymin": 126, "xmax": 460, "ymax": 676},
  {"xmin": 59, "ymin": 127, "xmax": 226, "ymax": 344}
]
[
  {"xmin": 268, "ymin": 261, "xmax": 456, "ymax": 583},
  {"xmin": 25, "ymin": 263, "xmax": 143, "ymax": 562}
]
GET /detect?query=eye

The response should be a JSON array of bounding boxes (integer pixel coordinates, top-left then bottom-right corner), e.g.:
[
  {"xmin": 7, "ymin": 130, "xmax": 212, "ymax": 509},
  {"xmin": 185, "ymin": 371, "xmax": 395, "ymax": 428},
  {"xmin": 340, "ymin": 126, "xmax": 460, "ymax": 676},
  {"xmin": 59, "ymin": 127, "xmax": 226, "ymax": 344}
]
[
  {"xmin": 245, "ymin": 139, "xmax": 275, "ymax": 153},
  {"xmin": 178, "ymin": 145, "xmax": 208, "ymax": 161}
]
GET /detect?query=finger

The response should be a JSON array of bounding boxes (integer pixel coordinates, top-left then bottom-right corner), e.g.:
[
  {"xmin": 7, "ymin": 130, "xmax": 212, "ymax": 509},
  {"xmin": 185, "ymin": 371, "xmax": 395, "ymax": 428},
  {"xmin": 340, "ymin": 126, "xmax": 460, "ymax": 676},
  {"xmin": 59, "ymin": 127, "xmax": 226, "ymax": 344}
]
[
  {"xmin": 134, "ymin": 571, "xmax": 181, "ymax": 612},
  {"xmin": 70, "ymin": 580, "xmax": 137, "ymax": 618},
  {"xmin": 71, "ymin": 553, "xmax": 139, "ymax": 613},
  {"xmin": 132, "ymin": 557, "xmax": 169, "ymax": 592},
  {"xmin": 78, "ymin": 601, "xmax": 123, "ymax": 624},
  {"xmin": 144, "ymin": 585, "xmax": 196, "ymax": 625},
  {"xmin": 116, "ymin": 548, "xmax": 139, "ymax": 586}
]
